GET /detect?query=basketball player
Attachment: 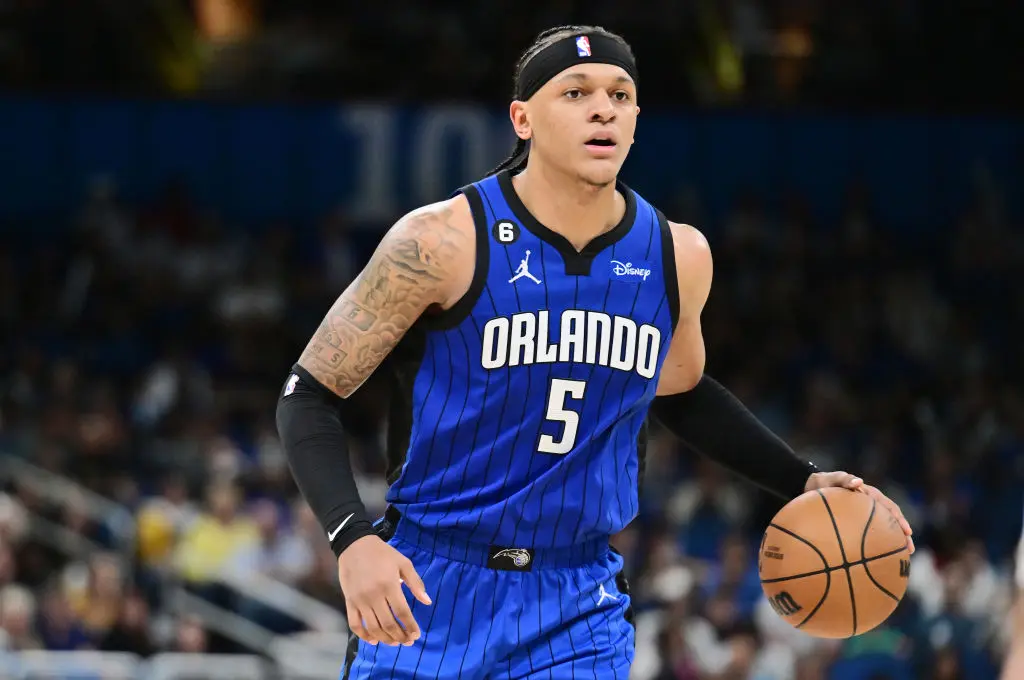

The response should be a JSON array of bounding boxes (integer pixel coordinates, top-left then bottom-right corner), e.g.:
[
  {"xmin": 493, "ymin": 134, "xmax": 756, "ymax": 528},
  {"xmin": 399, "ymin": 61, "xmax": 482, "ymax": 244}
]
[{"xmin": 276, "ymin": 25, "xmax": 914, "ymax": 679}]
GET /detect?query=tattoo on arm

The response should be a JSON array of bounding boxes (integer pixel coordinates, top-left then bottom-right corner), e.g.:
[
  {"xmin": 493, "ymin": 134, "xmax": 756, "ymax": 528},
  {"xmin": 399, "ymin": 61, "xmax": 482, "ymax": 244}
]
[{"xmin": 298, "ymin": 206, "xmax": 465, "ymax": 397}]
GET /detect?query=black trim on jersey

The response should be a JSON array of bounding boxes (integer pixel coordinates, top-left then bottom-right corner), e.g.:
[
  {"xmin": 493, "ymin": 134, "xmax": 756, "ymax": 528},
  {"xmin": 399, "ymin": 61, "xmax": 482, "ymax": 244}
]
[
  {"xmin": 496, "ymin": 169, "xmax": 638, "ymax": 277},
  {"xmin": 342, "ymin": 636, "xmax": 357, "ymax": 680},
  {"xmin": 657, "ymin": 210, "xmax": 681, "ymax": 332},
  {"xmin": 609, "ymin": 545, "xmax": 636, "ymax": 630},
  {"xmin": 383, "ymin": 327, "xmax": 430, "ymax": 486},
  {"xmin": 636, "ymin": 418, "xmax": 649, "ymax": 497},
  {"xmin": 417, "ymin": 184, "xmax": 491, "ymax": 331}
]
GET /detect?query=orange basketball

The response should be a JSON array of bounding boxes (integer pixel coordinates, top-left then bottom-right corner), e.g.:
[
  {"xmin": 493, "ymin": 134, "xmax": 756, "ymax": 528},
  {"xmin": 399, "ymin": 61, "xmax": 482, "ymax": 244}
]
[{"xmin": 758, "ymin": 487, "xmax": 910, "ymax": 639}]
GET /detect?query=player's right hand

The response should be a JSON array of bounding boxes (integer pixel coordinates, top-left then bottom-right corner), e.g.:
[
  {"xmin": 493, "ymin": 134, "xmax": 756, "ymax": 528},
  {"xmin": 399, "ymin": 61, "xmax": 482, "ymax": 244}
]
[{"xmin": 338, "ymin": 535, "xmax": 431, "ymax": 647}]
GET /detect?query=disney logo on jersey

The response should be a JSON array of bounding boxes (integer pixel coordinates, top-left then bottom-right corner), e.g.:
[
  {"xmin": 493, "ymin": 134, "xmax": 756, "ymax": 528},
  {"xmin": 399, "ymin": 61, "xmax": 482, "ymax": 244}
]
[{"xmin": 610, "ymin": 260, "xmax": 652, "ymax": 282}]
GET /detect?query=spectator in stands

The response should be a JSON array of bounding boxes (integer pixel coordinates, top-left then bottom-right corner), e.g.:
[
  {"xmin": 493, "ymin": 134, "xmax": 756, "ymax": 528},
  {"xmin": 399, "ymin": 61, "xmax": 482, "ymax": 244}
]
[
  {"xmin": 228, "ymin": 499, "xmax": 313, "ymax": 586},
  {"xmin": 227, "ymin": 499, "xmax": 313, "ymax": 635},
  {"xmin": 794, "ymin": 655, "xmax": 830, "ymax": 680},
  {"xmin": 173, "ymin": 482, "xmax": 258, "ymax": 586},
  {"xmin": 297, "ymin": 546, "xmax": 345, "ymax": 608},
  {"xmin": 0, "ymin": 541, "xmax": 14, "ymax": 590},
  {"xmin": 0, "ymin": 492, "xmax": 26, "ymax": 602},
  {"xmin": 137, "ymin": 474, "xmax": 199, "ymax": 572},
  {"xmin": 132, "ymin": 346, "xmax": 215, "ymax": 433},
  {"xmin": 36, "ymin": 587, "xmax": 91, "ymax": 651},
  {"xmin": 699, "ymin": 533, "xmax": 764, "ymax": 623},
  {"xmin": 66, "ymin": 552, "xmax": 126, "ymax": 642},
  {"xmin": 172, "ymin": 615, "xmax": 209, "ymax": 654},
  {"xmin": 652, "ymin": 621, "xmax": 700, "ymax": 680},
  {"xmin": 100, "ymin": 592, "xmax": 157, "ymax": 657},
  {"xmin": 687, "ymin": 590, "xmax": 762, "ymax": 676},
  {"xmin": 914, "ymin": 556, "xmax": 1000, "ymax": 678},
  {"xmin": 667, "ymin": 459, "xmax": 750, "ymax": 562},
  {"xmin": 0, "ymin": 491, "xmax": 27, "ymax": 549},
  {"xmin": 0, "ymin": 584, "xmax": 42, "ymax": 650},
  {"xmin": 634, "ymin": 526, "xmax": 693, "ymax": 610}
]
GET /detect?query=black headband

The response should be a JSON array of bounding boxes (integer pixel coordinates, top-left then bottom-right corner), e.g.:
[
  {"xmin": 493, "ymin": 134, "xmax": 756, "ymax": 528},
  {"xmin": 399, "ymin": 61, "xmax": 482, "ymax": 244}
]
[{"xmin": 516, "ymin": 33, "xmax": 638, "ymax": 101}]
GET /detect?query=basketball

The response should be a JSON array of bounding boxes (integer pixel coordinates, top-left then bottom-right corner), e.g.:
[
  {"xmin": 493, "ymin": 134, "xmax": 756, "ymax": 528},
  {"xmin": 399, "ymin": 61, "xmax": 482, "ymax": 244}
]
[{"xmin": 758, "ymin": 487, "xmax": 910, "ymax": 639}]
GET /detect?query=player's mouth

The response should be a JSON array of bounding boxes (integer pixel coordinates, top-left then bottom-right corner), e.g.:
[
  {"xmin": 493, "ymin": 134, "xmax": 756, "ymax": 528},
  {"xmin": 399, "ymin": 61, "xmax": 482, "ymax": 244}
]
[{"xmin": 584, "ymin": 137, "xmax": 618, "ymax": 157}]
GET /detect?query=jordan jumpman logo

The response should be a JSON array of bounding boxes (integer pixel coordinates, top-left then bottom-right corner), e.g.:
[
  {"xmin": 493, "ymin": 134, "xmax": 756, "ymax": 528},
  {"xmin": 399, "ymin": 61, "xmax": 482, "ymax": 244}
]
[
  {"xmin": 597, "ymin": 584, "xmax": 619, "ymax": 605},
  {"xmin": 508, "ymin": 250, "xmax": 542, "ymax": 284}
]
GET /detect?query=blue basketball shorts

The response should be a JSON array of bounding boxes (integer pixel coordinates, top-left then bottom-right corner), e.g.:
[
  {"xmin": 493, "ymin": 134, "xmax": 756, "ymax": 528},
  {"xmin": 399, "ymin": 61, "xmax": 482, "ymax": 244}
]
[{"xmin": 342, "ymin": 512, "xmax": 635, "ymax": 680}]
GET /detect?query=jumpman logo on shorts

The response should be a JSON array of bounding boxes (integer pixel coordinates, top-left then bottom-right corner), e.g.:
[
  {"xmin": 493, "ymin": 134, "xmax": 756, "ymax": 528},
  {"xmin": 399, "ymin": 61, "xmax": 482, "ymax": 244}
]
[
  {"xmin": 597, "ymin": 583, "xmax": 619, "ymax": 605},
  {"xmin": 509, "ymin": 250, "xmax": 542, "ymax": 284}
]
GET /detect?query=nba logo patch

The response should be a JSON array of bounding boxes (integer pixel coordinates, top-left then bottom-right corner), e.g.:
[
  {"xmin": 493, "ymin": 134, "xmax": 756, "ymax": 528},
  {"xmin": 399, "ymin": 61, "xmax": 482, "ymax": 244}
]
[
  {"xmin": 576, "ymin": 36, "xmax": 592, "ymax": 57},
  {"xmin": 283, "ymin": 373, "xmax": 299, "ymax": 396}
]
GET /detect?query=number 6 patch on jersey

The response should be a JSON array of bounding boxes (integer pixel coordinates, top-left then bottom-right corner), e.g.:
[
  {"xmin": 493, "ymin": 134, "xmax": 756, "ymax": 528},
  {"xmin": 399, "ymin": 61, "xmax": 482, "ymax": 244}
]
[{"xmin": 493, "ymin": 220, "xmax": 521, "ymax": 244}]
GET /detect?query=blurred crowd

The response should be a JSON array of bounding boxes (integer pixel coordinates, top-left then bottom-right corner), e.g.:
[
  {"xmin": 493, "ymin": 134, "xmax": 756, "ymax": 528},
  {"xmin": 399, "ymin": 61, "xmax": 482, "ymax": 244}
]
[
  {"xmin": 1, "ymin": 167, "xmax": 1022, "ymax": 679},
  {"xmin": 1, "ymin": 0, "xmax": 1022, "ymax": 111}
]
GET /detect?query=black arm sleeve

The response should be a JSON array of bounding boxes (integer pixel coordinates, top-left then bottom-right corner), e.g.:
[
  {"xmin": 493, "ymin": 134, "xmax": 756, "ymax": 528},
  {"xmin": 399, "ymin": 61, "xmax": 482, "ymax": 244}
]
[
  {"xmin": 276, "ymin": 364, "xmax": 375, "ymax": 557},
  {"xmin": 650, "ymin": 375, "xmax": 818, "ymax": 500}
]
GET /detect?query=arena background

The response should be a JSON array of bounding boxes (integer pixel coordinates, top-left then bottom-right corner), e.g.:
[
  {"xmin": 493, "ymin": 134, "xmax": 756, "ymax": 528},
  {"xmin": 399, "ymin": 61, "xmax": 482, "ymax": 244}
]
[{"xmin": 1, "ymin": 2, "xmax": 1023, "ymax": 679}]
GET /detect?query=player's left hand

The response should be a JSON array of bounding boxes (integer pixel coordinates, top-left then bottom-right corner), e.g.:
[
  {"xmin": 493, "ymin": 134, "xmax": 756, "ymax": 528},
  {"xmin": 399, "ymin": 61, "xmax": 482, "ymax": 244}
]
[{"xmin": 805, "ymin": 471, "xmax": 915, "ymax": 554}]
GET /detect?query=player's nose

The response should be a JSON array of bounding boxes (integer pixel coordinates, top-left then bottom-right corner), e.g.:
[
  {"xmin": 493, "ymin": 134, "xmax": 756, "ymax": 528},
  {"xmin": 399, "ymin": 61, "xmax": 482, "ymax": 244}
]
[{"xmin": 587, "ymin": 93, "xmax": 616, "ymax": 122}]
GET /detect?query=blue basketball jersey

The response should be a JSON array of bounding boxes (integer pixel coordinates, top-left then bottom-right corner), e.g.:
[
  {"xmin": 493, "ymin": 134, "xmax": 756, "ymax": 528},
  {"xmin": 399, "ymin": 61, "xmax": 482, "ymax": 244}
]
[{"xmin": 383, "ymin": 169, "xmax": 679, "ymax": 549}]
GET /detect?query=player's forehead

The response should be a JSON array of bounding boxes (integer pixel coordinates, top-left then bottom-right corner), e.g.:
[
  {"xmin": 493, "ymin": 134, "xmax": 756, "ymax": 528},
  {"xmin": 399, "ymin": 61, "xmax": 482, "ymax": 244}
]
[{"xmin": 543, "ymin": 63, "xmax": 636, "ymax": 90}]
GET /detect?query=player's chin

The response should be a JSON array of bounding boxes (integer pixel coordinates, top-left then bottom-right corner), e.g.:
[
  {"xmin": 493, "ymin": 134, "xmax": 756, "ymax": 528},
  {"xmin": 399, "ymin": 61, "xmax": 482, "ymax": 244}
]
[{"xmin": 575, "ymin": 157, "xmax": 623, "ymax": 187}]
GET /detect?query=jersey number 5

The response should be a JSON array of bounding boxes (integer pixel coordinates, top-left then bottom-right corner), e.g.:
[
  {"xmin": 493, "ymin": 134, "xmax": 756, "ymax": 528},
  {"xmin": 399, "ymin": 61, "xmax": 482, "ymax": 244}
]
[{"xmin": 538, "ymin": 378, "xmax": 587, "ymax": 455}]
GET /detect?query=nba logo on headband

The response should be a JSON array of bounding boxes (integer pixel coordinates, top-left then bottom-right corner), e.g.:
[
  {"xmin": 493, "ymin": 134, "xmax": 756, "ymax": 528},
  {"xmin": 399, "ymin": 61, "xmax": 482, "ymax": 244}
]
[
  {"xmin": 515, "ymin": 32, "xmax": 638, "ymax": 100},
  {"xmin": 575, "ymin": 35, "xmax": 591, "ymax": 57}
]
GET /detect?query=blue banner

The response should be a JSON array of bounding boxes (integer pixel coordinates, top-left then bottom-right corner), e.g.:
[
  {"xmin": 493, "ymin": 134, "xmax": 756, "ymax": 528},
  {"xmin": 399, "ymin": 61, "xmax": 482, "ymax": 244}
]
[{"xmin": 1, "ymin": 96, "xmax": 1021, "ymax": 233}]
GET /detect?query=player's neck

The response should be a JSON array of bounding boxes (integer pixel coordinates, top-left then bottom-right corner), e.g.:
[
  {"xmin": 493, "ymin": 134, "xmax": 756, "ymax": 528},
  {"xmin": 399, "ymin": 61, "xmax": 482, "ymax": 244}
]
[{"xmin": 511, "ymin": 163, "xmax": 624, "ymax": 252}]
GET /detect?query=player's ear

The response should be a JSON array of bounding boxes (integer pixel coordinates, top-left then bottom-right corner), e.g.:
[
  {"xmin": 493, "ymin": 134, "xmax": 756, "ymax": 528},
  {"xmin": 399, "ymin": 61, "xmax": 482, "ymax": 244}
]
[
  {"xmin": 510, "ymin": 100, "xmax": 532, "ymax": 141},
  {"xmin": 632, "ymin": 105, "xmax": 639, "ymax": 145}
]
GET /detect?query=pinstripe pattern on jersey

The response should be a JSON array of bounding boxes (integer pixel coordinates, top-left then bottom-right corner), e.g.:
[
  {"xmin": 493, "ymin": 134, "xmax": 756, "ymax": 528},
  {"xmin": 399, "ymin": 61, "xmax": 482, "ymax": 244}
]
[{"xmin": 385, "ymin": 170, "xmax": 677, "ymax": 549}]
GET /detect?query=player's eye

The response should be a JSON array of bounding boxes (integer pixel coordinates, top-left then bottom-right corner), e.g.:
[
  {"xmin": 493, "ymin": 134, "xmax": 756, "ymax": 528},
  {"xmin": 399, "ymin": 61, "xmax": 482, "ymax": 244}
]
[
  {"xmin": 564, "ymin": 89, "xmax": 583, "ymax": 100},
  {"xmin": 613, "ymin": 91, "xmax": 631, "ymax": 102}
]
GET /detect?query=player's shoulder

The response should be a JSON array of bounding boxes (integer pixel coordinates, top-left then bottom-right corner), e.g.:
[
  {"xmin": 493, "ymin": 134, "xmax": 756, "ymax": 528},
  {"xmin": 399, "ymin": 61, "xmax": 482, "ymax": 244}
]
[
  {"xmin": 664, "ymin": 220, "xmax": 712, "ymax": 272},
  {"xmin": 381, "ymin": 194, "xmax": 476, "ymax": 307},
  {"xmin": 389, "ymin": 193, "xmax": 475, "ymax": 246},
  {"xmin": 383, "ymin": 194, "xmax": 476, "ymax": 267}
]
